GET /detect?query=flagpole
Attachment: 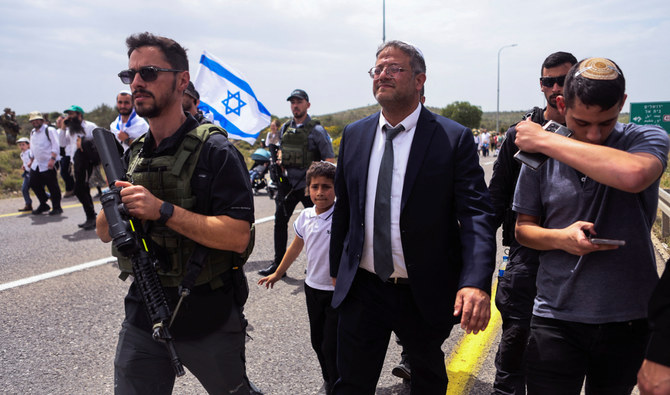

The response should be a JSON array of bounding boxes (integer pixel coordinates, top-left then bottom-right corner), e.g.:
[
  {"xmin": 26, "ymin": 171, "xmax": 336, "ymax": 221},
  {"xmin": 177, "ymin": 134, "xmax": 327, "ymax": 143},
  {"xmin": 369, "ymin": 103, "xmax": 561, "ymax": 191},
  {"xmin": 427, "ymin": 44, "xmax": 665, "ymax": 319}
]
[{"xmin": 382, "ymin": 0, "xmax": 386, "ymax": 42}]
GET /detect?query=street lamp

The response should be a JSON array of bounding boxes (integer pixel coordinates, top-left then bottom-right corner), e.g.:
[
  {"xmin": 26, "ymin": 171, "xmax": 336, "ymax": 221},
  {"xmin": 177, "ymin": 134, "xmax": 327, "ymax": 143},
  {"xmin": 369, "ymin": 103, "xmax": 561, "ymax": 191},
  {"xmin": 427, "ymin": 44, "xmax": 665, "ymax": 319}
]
[{"xmin": 496, "ymin": 43, "xmax": 518, "ymax": 134}]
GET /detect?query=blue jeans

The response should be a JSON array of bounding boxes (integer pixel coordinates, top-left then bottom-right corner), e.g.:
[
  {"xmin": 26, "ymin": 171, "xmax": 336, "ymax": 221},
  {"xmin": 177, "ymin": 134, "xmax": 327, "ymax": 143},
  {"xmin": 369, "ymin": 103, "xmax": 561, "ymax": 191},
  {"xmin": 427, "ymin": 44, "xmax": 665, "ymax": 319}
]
[
  {"xmin": 22, "ymin": 171, "xmax": 32, "ymax": 206},
  {"xmin": 526, "ymin": 315, "xmax": 648, "ymax": 395}
]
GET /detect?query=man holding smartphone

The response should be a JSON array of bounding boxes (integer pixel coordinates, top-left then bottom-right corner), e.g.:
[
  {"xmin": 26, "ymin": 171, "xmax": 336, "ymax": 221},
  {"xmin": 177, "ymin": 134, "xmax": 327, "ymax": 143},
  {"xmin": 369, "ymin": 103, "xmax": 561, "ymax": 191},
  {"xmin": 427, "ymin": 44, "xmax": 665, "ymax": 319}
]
[
  {"xmin": 489, "ymin": 51, "xmax": 576, "ymax": 395},
  {"xmin": 513, "ymin": 58, "xmax": 669, "ymax": 394}
]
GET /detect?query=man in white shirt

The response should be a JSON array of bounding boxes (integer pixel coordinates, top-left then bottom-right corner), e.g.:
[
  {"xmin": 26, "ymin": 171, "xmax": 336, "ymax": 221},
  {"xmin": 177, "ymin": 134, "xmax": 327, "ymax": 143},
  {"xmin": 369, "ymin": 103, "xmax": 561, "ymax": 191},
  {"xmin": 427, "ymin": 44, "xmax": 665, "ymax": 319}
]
[
  {"xmin": 28, "ymin": 111, "xmax": 62, "ymax": 215},
  {"xmin": 110, "ymin": 90, "xmax": 149, "ymax": 152},
  {"xmin": 60, "ymin": 105, "xmax": 98, "ymax": 229}
]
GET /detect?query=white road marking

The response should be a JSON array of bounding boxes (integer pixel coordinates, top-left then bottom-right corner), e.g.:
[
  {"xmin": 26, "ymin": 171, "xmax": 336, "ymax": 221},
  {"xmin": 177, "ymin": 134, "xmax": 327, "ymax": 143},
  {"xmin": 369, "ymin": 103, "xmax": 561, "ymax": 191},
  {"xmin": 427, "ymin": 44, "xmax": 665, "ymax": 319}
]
[
  {"xmin": 0, "ymin": 211, "xmax": 290, "ymax": 292},
  {"xmin": 0, "ymin": 257, "xmax": 117, "ymax": 292}
]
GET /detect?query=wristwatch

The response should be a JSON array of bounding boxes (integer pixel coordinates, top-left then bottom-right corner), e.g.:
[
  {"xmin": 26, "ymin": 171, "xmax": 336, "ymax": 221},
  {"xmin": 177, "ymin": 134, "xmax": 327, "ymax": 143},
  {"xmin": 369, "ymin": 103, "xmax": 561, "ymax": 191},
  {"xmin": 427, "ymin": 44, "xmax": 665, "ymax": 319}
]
[{"xmin": 157, "ymin": 201, "xmax": 174, "ymax": 226}]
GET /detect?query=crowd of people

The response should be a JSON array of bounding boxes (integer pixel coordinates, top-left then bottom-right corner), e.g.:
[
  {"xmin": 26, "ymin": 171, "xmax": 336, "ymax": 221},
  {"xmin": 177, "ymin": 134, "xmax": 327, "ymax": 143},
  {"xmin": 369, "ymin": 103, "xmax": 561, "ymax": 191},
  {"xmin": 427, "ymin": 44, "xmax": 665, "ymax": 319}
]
[
  {"xmin": 473, "ymin": 128, "xmax": 504, "ymax": 157},
  {"xmin": 4, "ymin": 32, "xmax": 670, "ymax": 395}
]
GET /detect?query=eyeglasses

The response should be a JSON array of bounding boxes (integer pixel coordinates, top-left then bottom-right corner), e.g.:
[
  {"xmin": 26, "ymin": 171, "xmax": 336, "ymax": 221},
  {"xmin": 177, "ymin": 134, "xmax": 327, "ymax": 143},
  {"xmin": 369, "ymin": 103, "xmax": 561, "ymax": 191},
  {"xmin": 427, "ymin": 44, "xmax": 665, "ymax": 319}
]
[
  {"xmin": 540, "ymin": 75, "xmax": 566, "ymax": 87},
  {"xmin": 368, "ymin": 65, "xmax": 407, "ymax": 79},
  {"xmin": 118, "ymin": 66, "xmax": 185, "ymax": 84}
]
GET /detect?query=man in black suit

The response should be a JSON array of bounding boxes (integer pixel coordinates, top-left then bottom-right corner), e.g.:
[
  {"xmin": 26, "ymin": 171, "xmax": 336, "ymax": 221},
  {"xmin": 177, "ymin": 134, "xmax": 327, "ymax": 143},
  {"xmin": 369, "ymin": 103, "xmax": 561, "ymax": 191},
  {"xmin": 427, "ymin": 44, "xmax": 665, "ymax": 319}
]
[{"xmin": 329, "ymin": 40, "xmax": 496, "ymax": 394}]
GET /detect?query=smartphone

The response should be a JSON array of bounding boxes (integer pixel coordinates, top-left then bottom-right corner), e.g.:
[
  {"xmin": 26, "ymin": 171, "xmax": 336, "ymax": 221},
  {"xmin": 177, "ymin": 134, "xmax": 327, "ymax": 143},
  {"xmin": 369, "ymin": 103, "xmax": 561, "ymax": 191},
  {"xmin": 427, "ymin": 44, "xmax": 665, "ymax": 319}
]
[
  {"xmin": 514, "ymin": 120, "xmax": 574, "ymax": 170},
  {"xmin": 589, "ymin": 237, "xmax": 626, "ymax": 246}
]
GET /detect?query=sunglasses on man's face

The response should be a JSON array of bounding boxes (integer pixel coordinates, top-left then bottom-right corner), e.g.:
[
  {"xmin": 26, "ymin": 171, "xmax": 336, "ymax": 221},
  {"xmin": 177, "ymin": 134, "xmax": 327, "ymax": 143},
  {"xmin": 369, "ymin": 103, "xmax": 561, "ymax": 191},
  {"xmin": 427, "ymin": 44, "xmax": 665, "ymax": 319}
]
[
  {"xmin": 117, "ymin": 66, "xmax": 184, "ymax": 84},
  {"xmin": 540, "ymin": 75, "xmax": 566, "ymax": 88}
]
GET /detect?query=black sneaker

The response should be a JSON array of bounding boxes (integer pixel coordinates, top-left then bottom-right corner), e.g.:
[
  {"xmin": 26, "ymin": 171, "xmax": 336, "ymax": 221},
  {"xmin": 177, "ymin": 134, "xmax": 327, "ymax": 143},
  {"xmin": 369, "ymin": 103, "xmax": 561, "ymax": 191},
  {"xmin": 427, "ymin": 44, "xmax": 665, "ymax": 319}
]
[
  {"xmin": 257, "ymin": 264, "xmax": 287, "ymax": 278},
  {"xmin": 258, "ymin": 264, "xmax": 278, "ymax": 276},
  {"xmin": 391, "ymin": 357, "xmax": 411, "ymax": 380},
  {"xmin": 49, "ymin": 208, "xmax": 63, "ymax": 216},
  {"xmin": 18, "ymin": 205, "xmax": 33, "ymax": 212},
  {"xmin": 81, "ymin": 218, "xmax": 97, "ymax": 230},
  {"xmin": 32, "ymin": 204, "xmax": 50, "ymax": 215}
]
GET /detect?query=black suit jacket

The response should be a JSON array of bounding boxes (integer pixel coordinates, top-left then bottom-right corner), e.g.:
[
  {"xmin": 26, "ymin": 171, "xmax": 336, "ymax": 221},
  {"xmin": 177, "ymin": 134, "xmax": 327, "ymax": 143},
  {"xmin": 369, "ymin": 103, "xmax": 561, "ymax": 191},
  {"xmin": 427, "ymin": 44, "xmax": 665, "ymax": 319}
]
[{"xmin": 330, "ymin": 106, "xmax": 496, "ymax": 327}]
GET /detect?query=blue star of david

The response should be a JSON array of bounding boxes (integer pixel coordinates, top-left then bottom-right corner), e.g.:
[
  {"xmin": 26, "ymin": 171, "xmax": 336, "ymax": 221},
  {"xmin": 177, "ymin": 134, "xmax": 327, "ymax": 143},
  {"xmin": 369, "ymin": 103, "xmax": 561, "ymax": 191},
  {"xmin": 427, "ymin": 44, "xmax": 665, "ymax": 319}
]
[{"xmin": 221, "ymin": 90, "xmax": 246, "ymax": 116}]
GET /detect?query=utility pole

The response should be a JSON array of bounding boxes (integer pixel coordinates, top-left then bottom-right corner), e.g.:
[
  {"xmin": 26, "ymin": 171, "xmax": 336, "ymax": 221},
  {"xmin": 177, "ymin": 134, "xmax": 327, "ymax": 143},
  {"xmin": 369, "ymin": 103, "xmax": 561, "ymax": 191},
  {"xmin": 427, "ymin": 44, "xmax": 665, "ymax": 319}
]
[
  {"xmin": 382, "ymin": 0, "xmax": 386, "ymax": 42},
  {"xmin": 496, "ymin": 43, "xmax": 518, "ymax": 133}
]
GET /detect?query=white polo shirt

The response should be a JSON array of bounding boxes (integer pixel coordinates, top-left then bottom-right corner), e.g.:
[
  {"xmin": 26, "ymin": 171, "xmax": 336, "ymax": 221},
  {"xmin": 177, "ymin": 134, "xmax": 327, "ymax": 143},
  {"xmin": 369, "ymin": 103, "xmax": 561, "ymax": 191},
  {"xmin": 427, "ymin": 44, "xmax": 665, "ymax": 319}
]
[{"xmin": 293, "ymin": 204, "xmax": 335, "ymax": 291}]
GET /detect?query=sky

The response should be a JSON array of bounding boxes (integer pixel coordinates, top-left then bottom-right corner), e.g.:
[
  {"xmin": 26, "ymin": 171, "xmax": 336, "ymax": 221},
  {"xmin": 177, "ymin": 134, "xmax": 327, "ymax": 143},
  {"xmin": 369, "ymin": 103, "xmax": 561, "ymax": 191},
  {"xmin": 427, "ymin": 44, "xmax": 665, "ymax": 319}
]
[{"xmin": 1, "ymin": 0, "xmax": 669, "ymax": 119}]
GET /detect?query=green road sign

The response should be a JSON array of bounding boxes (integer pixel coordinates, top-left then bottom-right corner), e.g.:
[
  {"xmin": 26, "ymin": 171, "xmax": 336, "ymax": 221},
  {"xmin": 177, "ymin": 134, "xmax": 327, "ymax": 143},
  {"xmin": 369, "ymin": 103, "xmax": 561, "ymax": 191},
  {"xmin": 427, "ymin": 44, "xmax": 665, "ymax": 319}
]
[{"xmin": 630, "ymin": 101, "xmax": 670, "ymax": 133}]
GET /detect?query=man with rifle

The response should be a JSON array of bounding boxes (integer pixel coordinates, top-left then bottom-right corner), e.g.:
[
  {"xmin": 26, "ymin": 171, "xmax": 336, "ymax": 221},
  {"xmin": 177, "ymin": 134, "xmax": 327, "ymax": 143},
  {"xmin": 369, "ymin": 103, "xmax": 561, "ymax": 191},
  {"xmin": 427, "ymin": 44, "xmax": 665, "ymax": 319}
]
[
  {"xmin": 258, "ymin": 89, "xmax": 335, "ymax": 277},
  {"xmin": 95, "ymin": 32, "xmax": 257, "ymax": 394},
  {"xmin": 1, "ymin": 107, "xmax": 21, "ymax": 145}
]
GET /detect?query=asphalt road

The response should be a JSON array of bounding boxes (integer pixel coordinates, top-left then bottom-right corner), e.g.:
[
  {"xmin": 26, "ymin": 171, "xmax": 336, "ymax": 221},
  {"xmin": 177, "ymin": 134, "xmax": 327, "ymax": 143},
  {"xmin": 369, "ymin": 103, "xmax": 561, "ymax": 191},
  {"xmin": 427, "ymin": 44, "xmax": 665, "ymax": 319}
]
[{"xmin": 0, "ymin": 155, "xmax": 655, "ymax": 394}]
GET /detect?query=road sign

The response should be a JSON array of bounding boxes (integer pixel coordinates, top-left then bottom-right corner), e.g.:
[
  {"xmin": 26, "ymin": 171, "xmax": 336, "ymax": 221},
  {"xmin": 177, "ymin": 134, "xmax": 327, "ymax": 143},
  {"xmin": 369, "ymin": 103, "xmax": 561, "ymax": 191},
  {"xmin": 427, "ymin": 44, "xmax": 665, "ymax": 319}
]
[{"xmin": 630, "ymin": 101, "xmax": 670, "ymax": 133}]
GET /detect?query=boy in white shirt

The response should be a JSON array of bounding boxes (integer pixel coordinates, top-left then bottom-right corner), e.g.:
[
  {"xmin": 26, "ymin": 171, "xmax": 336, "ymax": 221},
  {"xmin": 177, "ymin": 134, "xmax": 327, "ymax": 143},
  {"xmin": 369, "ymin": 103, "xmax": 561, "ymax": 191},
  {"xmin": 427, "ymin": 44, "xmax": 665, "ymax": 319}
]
[
  {"xmin": 258, "ymin": 161, "xmax": 338, "ymax": 395},
  {"xmin": 17, "ymin": 137, "xmax": 33, "ymax": 212}
]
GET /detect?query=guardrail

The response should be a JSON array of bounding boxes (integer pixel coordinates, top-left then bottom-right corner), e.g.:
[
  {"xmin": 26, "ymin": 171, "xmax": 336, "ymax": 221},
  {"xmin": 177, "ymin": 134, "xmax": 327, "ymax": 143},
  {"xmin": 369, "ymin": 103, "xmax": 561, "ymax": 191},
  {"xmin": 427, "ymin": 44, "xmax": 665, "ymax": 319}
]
[{"xmin": 659, "ymin": 188, "xmax": 670, "ymax": 237}]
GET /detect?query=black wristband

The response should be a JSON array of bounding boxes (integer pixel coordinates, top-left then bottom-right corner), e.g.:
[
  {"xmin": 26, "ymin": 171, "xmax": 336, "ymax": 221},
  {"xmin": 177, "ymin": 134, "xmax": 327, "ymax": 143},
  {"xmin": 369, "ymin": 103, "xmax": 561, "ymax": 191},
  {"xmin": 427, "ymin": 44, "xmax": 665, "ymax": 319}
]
[{"xmin": 157, "ymin": 201, "xmax": 174, "ymax": 226}]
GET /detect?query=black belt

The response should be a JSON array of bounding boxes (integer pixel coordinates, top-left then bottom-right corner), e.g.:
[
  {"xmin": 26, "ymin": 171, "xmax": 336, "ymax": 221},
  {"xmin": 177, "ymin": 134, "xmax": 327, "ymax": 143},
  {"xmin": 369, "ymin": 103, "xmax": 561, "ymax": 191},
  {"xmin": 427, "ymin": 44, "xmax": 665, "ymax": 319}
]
[
  {"xmin": 386, "ymin": 277, "xmax": 410, "ymax": 285},
  {"xmin": 357, "ymin": 268, "xmax": 409, "ymax": 286}
]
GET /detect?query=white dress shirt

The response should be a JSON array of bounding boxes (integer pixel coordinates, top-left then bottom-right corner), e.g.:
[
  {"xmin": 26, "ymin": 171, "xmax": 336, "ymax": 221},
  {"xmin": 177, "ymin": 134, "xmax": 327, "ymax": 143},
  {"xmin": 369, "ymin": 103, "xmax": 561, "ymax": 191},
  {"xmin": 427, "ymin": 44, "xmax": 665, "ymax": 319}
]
[
  {"xmin": 360, "ymin": 103, "xmax": 422, "ymax": 278},
  {"xmin": 109, "ymin": 109, "xmax": 149, "ymax": 151},
  {"xmin": 30, "ymin": 124, "xmax": 60, "ymax": 172},
  {"xmin": 59, "ymin": 120, "xmax": 97, "ymax": 159}
]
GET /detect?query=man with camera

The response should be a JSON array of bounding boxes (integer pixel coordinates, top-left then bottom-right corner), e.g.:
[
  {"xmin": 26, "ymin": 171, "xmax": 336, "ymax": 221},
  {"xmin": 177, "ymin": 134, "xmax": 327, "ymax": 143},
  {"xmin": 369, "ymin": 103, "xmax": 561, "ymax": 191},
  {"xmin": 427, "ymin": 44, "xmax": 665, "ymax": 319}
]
[
  {"xmin": 96, "ymin": 32, "xmax": 257, "ymax": 394},
  {"xmin": 58, "ymin": 105, "xmax": 98, "ymax": 230},
  {"xmin": 513, "ymin": 58, "xmax": 669, "ymax": 394},
  {"xmin": 258, "ymin": 89, "xmax": 334, "ymax": 277},
  {"xmin": 489, "ymin": 51, "xmax": 576, "ymax": 395}
]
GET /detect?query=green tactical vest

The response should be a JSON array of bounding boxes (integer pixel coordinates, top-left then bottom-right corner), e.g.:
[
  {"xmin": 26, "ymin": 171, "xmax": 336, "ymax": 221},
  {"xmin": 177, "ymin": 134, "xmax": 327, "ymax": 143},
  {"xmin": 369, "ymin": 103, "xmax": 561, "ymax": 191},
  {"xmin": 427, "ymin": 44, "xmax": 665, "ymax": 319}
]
[
  {"xmin": 113, "ymin": 124, "xmax": 253, "ymax": 289},
  {"xmin": 280, "ymin": 119, "xmax": 321, "ymax": 168}
]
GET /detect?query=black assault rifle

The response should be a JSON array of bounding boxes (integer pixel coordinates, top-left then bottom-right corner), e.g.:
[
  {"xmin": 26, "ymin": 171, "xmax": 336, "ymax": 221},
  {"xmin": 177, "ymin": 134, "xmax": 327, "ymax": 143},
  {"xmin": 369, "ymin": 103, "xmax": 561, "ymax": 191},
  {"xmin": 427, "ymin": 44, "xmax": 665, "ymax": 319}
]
[{"xmin": 93, "ymin": 128, "xmax": 185, "ymax": 377}]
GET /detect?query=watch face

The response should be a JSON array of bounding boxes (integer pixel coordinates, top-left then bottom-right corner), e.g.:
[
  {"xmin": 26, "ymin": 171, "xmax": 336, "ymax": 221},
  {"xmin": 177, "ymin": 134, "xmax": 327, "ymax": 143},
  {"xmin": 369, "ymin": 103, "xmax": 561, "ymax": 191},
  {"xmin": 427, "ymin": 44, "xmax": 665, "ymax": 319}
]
[{"xmin": 159, "ymin": 202, "xmax": 174, "ymax": 224}]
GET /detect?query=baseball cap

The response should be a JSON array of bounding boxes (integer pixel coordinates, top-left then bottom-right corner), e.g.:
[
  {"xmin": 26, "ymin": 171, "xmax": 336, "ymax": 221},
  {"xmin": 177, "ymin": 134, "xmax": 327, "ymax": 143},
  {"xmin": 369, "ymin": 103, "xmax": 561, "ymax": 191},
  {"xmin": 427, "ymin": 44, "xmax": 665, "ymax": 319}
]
[
  {"xmin": 28, "ymin": 111, "xmax": 44, "ymax": 121},
  {"xmin": 64, "ymin": 105, "xmax": 85, "ymax": 115},
  {"xmin": 185, "ymin": 81, "xmax": 200, "ymax": 100},
  {"xmin": 286, "ymin": 89, "xmax": 309, "ymax": 102},
  {"xmin": 17, "ymin": 137, "xmax": 30, "ymax": 144}
]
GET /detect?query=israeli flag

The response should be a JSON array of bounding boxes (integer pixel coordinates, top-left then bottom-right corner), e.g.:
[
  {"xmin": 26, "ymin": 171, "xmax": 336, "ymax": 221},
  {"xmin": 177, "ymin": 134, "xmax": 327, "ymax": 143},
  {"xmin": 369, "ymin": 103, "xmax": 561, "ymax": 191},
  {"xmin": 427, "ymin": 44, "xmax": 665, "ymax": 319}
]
[{"xmin": 193, "ymin": 51, "xmax": 271, "ymax": 144}]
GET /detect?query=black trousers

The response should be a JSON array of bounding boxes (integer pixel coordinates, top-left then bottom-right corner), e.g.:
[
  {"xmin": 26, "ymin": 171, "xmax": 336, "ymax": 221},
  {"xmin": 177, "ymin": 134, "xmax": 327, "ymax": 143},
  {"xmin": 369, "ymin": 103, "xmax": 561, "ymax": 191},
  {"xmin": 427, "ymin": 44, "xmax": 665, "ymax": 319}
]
[
  {"xmin": 334, "ymin": 269, "xmax": 452, "ymax": 395},
  {"xmin": 114, "ymin": 304, "xmax": 250, "ymax": 394},
  {"xmin": 492, "ymin": 260, "xmax": 538, "ymax": 395},
  {"xmin": 60, "ymin": 155, "xmax": 75, "ymax": 192},
  {"xmin": 273, "ymin": 183, "xmax": 313, "ymax": 264},
  {"xmin": 305, "ymin": 283, "xmax": 339, "ymax": 391},
  {"xmin": 73, "ymin": 151, "xmax": 96, "ymax": 219},
  {"xmin": 29, "ymin": 167, "xmax": 61, "ymax": 209},
  {"xmin": 526, "ymin": 315, "xmax": 648, "ymax": 395}
]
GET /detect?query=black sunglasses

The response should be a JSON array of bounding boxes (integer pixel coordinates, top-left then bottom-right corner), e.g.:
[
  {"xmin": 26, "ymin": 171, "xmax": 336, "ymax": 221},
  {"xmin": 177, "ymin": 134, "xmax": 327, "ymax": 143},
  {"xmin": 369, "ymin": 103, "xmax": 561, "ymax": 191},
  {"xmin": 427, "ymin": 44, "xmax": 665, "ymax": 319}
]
[
  {"xmin": 118, "ymin": 66, "xmax": 184, "ymax": 84},
  {"xmin": 540, "ymin": 75, "xmax": 566, "ymax": 88}
]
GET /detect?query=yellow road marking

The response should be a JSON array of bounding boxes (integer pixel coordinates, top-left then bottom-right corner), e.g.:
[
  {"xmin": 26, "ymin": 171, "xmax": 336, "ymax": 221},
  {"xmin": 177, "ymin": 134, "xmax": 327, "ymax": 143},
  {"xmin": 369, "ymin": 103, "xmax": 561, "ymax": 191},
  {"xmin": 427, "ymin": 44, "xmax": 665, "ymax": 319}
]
[
  {"xmin": 446, "ymin": 281, "xmax": 502, "ymax": 394},
  {"xmin": 0, "ymin": 201, "xmax": 97, "ymax": 218}
]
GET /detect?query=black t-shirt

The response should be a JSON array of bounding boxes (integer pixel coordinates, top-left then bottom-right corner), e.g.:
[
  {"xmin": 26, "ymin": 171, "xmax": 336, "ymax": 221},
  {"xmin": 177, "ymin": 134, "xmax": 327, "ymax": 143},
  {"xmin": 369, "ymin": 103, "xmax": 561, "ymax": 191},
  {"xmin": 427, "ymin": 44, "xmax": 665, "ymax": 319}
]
[
  {"xmin": 489, "ymin": 107, "xmax": 546, "ymax": 264},
  {"xmin": 122, "ymin": 114, "xmax": 254, "ymax": 339}
]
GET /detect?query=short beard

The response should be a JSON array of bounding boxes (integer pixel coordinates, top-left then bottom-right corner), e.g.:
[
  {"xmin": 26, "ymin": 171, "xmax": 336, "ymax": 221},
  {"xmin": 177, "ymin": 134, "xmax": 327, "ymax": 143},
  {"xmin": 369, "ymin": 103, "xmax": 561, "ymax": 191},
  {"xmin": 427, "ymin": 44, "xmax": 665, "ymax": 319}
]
[
  {"xmin": 136, "ymin": 103, "xmax": 161, "ymax": 119},
  {"xmin": 135, "ymin": 75, "xmax": 177, "ymax": 119},
  {"xmin": 118, "ymin": 107, "xmax": 132, "ymax": 116},
  {"xmin": 547, "ymin": 94, "xmax": 559, "ymax": 109}
]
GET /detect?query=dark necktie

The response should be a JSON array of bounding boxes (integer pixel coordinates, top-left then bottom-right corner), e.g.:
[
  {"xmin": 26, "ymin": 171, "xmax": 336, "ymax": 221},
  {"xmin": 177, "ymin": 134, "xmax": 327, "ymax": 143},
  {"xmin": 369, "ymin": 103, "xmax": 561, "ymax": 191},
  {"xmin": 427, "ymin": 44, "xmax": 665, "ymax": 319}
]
[{"xmin": 373, "ymin": 124, "xmax": 405, "ymax": 281}]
